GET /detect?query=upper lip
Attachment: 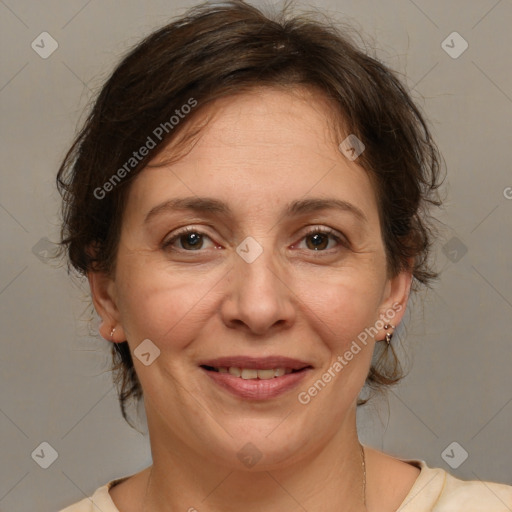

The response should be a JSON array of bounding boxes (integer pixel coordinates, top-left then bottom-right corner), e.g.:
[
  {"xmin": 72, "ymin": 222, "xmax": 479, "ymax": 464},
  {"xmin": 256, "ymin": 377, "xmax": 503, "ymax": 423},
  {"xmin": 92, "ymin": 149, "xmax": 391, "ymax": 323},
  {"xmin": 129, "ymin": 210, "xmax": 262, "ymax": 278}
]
[{"xmin": 199, "ymin": 356, "xmax": 312, "ymax": 370}]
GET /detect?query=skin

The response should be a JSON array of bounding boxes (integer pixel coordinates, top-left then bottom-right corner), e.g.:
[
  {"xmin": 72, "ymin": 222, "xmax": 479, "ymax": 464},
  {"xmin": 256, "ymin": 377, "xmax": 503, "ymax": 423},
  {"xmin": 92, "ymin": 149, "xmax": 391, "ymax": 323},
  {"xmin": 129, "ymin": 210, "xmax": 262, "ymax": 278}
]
[{"xmin": 89, "ymin": 86, "xmax": 420, "ymax": 512}]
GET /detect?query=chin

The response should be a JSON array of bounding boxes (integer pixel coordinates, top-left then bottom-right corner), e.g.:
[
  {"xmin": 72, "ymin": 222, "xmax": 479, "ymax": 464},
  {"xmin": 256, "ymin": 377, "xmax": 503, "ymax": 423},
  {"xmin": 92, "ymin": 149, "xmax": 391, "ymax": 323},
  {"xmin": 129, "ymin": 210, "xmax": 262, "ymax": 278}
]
[{"xmin": 197, "ymin": 419, "xmax": 317, "ymax": 470}]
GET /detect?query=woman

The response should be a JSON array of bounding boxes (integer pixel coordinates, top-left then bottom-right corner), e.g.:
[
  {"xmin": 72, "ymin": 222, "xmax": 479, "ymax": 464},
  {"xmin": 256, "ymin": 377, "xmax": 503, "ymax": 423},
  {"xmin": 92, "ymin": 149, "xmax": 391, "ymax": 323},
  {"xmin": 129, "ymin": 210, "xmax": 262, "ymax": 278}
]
[{"xmin": 57, "ymin": 1, "xmax": 512, "ymax": 510}]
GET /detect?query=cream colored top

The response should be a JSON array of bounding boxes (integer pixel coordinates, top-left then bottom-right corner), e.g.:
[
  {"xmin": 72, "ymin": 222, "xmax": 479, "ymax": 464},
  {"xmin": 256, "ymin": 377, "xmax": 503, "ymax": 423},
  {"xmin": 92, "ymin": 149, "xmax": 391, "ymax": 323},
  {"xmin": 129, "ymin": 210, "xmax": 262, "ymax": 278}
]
[{"xmin": 59, "ymin": 458, "xmax": 512, "ymax": 511}]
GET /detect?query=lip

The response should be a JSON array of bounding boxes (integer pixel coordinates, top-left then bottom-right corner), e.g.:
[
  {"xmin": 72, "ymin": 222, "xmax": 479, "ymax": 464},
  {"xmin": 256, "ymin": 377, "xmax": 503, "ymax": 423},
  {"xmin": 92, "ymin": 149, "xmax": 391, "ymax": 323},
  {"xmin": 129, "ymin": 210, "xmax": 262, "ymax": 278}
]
[
  {"xmin": 198, "ymin": 356, "xmax": 313, "ymax": 401},
  {"xmin": 201, "ymin": 367, "xmax": 312, "ymax": 400},
  {"xmin": 198, "ymin": 356, "xmax": 312, "ymax": 371}
]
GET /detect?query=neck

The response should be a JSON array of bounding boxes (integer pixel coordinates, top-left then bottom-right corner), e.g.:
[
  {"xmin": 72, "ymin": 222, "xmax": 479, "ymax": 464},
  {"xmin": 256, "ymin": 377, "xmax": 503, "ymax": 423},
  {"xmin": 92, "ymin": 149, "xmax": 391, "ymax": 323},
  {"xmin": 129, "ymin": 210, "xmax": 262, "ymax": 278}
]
[{"xmin": 142, "ymin": 409, "xmax": 368, "ymax": 512}]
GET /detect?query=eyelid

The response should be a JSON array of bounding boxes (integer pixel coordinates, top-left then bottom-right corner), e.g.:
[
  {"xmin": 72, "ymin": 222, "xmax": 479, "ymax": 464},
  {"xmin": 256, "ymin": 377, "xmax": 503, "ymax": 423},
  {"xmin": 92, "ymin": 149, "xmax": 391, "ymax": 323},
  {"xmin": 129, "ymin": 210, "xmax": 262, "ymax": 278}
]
[
  {"xmin": 162, "ymin": 224, "xmax": 349, "ymax": 252},
  {"xmin": 162, "ymin": 225, "xmax": 217, "ymax": 250},
  {"xmin": 295, "ymin": 225, "xmax": 349, "ymax": 250}
]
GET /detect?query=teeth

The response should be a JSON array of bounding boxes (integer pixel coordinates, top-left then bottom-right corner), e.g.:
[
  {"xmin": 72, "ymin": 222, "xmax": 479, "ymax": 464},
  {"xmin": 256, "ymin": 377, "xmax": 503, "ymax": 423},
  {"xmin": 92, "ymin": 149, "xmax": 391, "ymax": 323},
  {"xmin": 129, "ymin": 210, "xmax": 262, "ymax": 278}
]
[
  {"xmin": 241, "ymin": 369, "xmax": 258, "ymax": 379},
  {"xmin": 217, "ymin": 367, "xmax": 294, "ymax": 379},
  {"xmin": 228, "ymin": 367, "xmax": 241, "ymax": 377},
  {"xmin": 257, "ymin": 369, "xmax": 276, "ymax": 380}
]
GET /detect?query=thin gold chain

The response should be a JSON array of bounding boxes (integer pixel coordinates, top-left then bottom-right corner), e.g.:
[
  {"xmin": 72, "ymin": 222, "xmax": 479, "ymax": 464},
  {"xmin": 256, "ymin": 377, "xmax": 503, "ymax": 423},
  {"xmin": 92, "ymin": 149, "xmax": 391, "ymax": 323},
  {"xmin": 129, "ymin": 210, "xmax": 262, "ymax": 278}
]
[{"xmin": 360, "ymin": 442, "xmax": 368, "ymax": 510}]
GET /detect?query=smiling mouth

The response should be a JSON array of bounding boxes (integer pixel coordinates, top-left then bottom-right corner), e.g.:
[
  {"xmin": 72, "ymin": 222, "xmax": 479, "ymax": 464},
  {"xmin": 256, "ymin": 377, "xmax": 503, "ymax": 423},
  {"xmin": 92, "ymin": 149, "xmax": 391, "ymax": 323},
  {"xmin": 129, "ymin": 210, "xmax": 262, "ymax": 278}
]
[{"xmin": 200, "ymin": 365, "xmax": 309, "ymax": 380}]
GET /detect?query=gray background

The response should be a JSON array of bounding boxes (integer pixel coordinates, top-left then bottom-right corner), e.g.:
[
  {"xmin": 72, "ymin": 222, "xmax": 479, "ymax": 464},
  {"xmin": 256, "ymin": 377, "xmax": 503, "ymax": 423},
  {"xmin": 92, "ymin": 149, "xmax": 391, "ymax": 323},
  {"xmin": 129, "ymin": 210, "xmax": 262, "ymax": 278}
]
[{"xmin": 1, "ymin": 0, "xmax": 511, "ymax": 510}]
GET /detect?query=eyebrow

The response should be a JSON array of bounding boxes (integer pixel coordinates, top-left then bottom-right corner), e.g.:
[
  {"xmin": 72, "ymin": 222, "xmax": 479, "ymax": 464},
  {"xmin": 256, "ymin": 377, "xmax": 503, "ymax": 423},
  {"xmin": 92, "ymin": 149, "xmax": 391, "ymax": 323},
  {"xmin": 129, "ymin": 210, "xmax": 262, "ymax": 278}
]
[{"xmin": 144, "ymin": 196, "xmax": 367, "ymax": 224}]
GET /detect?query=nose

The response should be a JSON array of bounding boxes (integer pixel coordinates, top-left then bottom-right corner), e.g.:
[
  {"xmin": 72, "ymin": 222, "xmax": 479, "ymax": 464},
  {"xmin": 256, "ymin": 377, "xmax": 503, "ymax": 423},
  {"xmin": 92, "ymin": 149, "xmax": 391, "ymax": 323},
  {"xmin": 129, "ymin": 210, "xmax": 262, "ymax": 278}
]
[{"xmin": 219, "ymin": 245, "xmax": 297, "ymax": 336}]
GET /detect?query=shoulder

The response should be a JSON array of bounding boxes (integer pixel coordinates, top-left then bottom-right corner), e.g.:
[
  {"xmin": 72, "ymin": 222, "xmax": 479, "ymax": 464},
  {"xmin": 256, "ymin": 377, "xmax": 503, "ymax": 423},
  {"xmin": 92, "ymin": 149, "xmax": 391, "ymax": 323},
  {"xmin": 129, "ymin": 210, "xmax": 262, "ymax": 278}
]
[
  {"xmin": 398, "ymin": 458, "xmax": 512, "ymax": 511},
  {"xmin": 58, "ymin": 477, "xmax": 128, "ymax": 512},
  {"xmin": 435, "ymin": 468, "xmax": 512, "ymax": 510}
]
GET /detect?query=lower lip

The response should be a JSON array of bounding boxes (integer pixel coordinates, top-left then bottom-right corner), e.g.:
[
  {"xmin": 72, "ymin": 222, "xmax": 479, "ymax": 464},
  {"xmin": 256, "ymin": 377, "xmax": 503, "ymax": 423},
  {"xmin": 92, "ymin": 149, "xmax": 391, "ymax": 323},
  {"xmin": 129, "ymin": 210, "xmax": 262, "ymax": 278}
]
[{"xmin": 201, "ymin": 368, "xmax": 311, "ymax": 400}]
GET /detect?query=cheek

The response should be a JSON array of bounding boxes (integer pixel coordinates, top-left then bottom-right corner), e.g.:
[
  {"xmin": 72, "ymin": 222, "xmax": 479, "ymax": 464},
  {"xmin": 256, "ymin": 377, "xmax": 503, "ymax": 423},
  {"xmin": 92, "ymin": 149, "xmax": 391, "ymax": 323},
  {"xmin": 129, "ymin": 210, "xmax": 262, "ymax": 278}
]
[
  {"xmin": 296, "ymin": 267, "xmax": 385, "ymax": 351},
  {"xmin": 114, "ymin": 256, "xmax": 223, "ymax": 352}
]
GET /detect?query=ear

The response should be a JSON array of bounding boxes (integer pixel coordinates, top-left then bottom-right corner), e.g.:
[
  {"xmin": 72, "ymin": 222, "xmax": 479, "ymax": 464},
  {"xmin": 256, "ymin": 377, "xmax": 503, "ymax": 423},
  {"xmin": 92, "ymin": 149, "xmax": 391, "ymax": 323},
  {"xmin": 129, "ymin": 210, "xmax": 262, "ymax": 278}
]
[
  {"xmin": 376, "ymin": 263, "xmax": 414, "ymax": 338},
  {"xmin": 87, "ymin": 270, "xmax": 126, "ymax": 343}
]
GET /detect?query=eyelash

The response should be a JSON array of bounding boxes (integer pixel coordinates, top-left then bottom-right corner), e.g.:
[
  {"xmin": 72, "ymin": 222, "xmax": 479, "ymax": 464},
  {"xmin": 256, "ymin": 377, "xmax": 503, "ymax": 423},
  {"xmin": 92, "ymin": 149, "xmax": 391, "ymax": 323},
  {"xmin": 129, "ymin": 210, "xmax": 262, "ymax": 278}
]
[{"xmin": 162, "ymin": 226, "xmax": 348, "ymax": 255}]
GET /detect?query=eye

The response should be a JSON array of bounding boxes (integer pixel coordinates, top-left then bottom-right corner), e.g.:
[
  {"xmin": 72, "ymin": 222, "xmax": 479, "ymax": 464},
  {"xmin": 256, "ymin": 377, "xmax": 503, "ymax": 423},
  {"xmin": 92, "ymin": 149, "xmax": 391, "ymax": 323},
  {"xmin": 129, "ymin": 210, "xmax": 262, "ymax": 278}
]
[
  {"xmin": 162, "ymin": 225, "xmax": 348, "ymax": 254},
  {"xmin": 162, "ymin": 227, "xmax": 216, "ymax": 251},
  {"xmin": 294, "ymin": 226, "xmax": 347, "ymax": 252}
]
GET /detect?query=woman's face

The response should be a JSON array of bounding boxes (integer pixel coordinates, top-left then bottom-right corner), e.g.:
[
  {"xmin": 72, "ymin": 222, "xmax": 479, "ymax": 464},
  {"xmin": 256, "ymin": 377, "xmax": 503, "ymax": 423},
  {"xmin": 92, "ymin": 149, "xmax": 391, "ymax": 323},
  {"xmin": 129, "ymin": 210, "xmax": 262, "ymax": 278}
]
[{"xmin": 91, "ymin": 87, "xmax": 411, "ymax": 468}]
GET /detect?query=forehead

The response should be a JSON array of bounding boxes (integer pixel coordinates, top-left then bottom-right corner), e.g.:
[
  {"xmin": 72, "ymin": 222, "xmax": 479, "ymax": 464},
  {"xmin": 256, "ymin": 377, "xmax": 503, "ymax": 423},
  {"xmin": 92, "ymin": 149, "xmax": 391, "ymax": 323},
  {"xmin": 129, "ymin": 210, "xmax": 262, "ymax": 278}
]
[
  {"xmin": 125, "ymin": 87, "xmax": 379, "ymax": 226},
  {"xmin": 195, "ymin": 86, "xmax": 339, "ymax": 145}
]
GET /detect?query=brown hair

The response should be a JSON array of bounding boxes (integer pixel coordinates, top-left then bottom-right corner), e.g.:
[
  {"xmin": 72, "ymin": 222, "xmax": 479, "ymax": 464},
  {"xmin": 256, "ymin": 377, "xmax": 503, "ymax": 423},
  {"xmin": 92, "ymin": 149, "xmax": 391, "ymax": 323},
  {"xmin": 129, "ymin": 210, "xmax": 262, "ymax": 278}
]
[{"xmin": 57, "ymin": 0, "xmax": 444, "ymax": 425}]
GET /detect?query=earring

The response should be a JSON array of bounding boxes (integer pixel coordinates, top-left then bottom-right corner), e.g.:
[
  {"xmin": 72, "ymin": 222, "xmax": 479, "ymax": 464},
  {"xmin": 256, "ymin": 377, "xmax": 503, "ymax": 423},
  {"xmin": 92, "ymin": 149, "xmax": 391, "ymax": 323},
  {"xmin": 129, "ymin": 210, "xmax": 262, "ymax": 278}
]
[
  {"xmin": 110, "ymin": 327, "xmax": 116, "ymax": 342},
  {"xmin": 383, "ymin": 323, "xmax": 395, "ymax": 345}
]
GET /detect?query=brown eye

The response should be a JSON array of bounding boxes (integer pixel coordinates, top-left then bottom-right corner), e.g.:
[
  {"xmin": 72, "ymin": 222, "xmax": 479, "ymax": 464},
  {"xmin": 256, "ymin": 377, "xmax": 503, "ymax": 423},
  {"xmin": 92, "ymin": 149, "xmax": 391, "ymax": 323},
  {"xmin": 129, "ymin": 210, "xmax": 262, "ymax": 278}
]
[
  {"xmin": 297, "ymin": 227, "xmax": 346, "ymax": 252},
  {"xmin": 163, "ymin": 227, "xmax": 214, "ymax": 251},
  {"xmin": 305, "ymin": 232, "xmax": 330, "ymax": 251},
  {"xmin": 178, "ymin": 232, "xmax": 204, "ymax": 250}
]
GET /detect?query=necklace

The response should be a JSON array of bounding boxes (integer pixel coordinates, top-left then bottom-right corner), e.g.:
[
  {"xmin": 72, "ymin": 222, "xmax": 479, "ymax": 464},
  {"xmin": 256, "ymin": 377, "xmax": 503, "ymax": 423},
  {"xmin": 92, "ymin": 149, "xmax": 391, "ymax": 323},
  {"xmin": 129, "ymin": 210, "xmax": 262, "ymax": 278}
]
[
  {"xmin": 143, "ymin": 443, "xmax": 368, "ymax": 511},
  {"xmin": 360, "ymin": 442, "xmax": 367, "ymax": 510}
]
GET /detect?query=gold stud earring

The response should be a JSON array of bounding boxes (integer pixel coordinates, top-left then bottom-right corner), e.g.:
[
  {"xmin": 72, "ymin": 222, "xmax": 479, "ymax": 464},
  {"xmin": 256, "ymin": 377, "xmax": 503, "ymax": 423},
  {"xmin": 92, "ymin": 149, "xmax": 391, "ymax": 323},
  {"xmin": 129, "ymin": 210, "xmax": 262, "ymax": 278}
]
[
  {"xmin": 383, "ymin": 323, "xmax": 395, "ymax": 345},
  {"xmin": 110, "ymin": 327, "xmax": 116, "ymax": 342}
]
